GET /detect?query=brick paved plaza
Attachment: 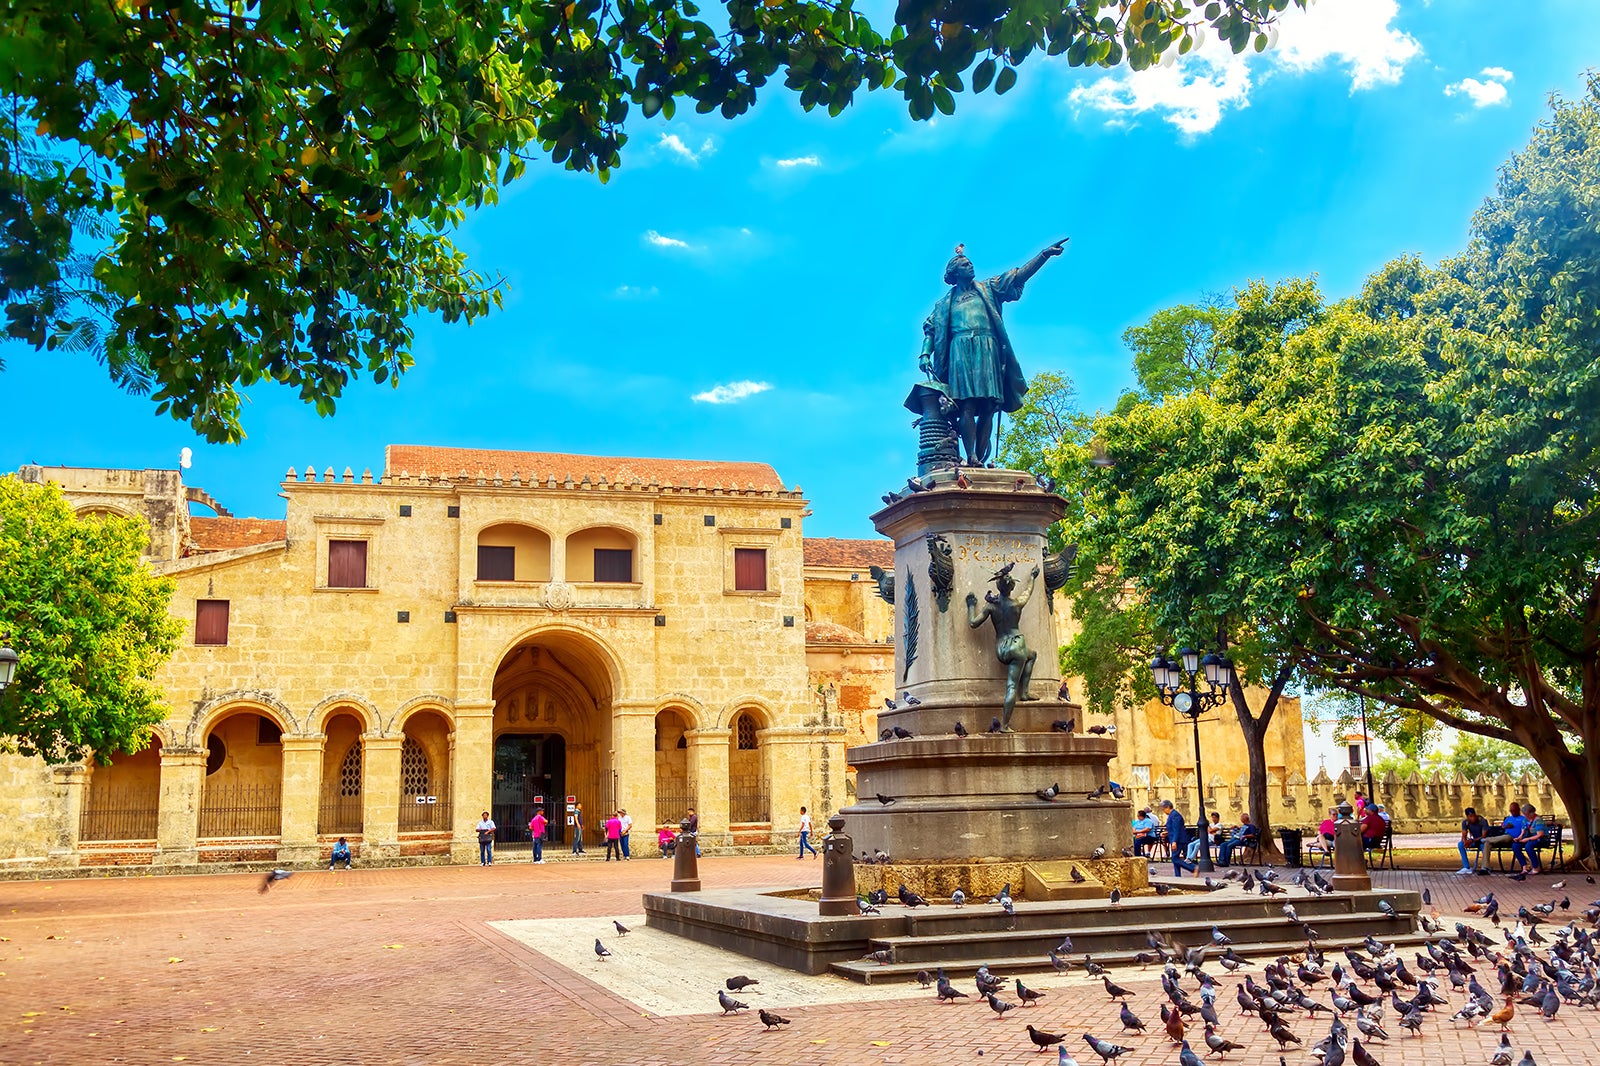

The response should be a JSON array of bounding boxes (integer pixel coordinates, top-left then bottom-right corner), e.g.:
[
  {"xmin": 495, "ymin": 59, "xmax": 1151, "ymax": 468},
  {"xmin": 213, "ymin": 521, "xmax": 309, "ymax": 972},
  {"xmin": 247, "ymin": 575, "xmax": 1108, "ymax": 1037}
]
[{"xmin": 2, "ymin": 855, "xmax": 1596, "ymax": 1065}]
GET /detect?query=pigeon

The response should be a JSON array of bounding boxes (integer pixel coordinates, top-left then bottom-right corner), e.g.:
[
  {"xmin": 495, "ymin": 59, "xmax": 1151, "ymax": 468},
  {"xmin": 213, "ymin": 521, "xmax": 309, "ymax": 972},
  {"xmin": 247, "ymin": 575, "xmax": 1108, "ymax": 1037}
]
[
  {"xmin": 757, "ymin": 1008, "xmax": 790, "ymax": 1030},
  {"xmin": 1017, "ymin": 979, "xmax": 1046, "ymax": 1006},
  {"xmin": 876, "ymin": 793, "xmax": 896, "ymax": 805},
  {"xmin": 1517, "ymin": 1053, "xmax": 1535, "ymax": 1066},
  {"xmin": 988, "ymin": 993, "xmax": 1018, "ymax": 1018},
  {"xmin": 1027, "ymin": 1024, "xmax": 1066, "ymax": 1050},
  {"xmin": 1352, "ymin": 1038, "xmax": 1381, "ymax": 1066},
  {"xmin": 1037, "ymin": 782, "xmax": 1061, "ymax": 801},
  {"xmin": 1089, "ymin": 844, "xmax": 1107, "ymax": 860},
  {"xmin": 594, "ymin": 939, "xmax": 612, "ymax": 959},
  {"xmin": 1212, "ymin": 925, "xmax": 1233, "ymax": 946},
  {"xmin": 884, "ymin": 698, "xmax": 897, "ymax": 711},
  {"xmin": 259, "ymin": 869, "xmax": 292, "ymax": 892},
  {"xmin": 1422, "ymin": 888, "xmax": 1432, "ymax": 906},
  {"xmin": 725, "ymin": 975, "xmax": 759, "ymax": 992},
  {"xmin": 1103, "ymin": 976, "xmax": 1133, "ymax": 1000},
  {"xmin": 892, "ymin": 725, "xmax": 915, "ymax": 739},
  {"xmin": 862, "ymin": 949, "xmax": 892, "ymax": 964},
  {"xmin": 898, "ymin": 884, "xmax": 928, "ymax": 908},
  {"xmin": 1087, "ymin": 724, "xmax": 1109, "ymax": 735},
  {"xmin": 988, "ymin": 717, "xmax": 1004, "ymax": 733},
  {"xmin": 1204, "ymin": 1025, "xmax": 1244, "ymax": 1057},
  {"xmin": 915, "ymin": 970, "xmax": 931, "ymax": 988},
  {"xmin": 1052, "ymin": 718, "xmax": 1075, "ymax": 731},
  {"xmin": 1378, "ymin": 900, "xmax": 1397, "ymax": 918},
  {"xmin": 901, "ymin": 692, "xmax": 921, "ymax": 705},
  {"xmin": 936, "ymin": 978, "xmax": 969, "ymax": 1001},
  {"xmin": 1489, "ymin": 1034, "xmax": 1513, "ymax": 1066},
  {"xmin": 1070, "ymin": 866, "xmax": 1087, "ymax": 883},
  {"xmin": 952, "ymin": 888, "xmax": 966, "ymax": 907},
  {"xmin": 879, "ymin": 728, "xmax": 894, "ymax": 741},
  {"xmin": 874, "ymin": 849, "xmax": 892, "ymax": 864},
  {"xmin": 1110, "ymin": 888, "xmax": 1122, "ymax": 904},
  {"xmin": 1179, "ymin": 1040, "xmax": 1205, "ymax": 1066},
  {"xmin": 718, "ymin": 989, "xmax": 749, "ymax": 1014},
  {"xmin": 1082, "ymin": 1033, "xmax": 1131, "ymax": 1063},
  {"xmin": 1118, "ymin": 1003, "xmax": 1146, "ymax": 1033},
  {"xmin": 953, "ymin": 721, "xmax": 969, "ymax": 738},
  {"xmin": 612, "ymin": 920, "xmax": 630, "ymax": 936}
]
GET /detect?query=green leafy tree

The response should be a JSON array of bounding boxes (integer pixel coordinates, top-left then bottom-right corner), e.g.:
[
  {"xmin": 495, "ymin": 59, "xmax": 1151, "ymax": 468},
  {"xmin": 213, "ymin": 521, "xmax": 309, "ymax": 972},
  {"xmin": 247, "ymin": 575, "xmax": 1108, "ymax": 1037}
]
[
  {"xmin": 1445, "ymin": 734, "xmax": 1539, "ymax": 781},
  {"xmin": 1119, "ymin": 298, "xmax": 1231, "ymax": 402},
  {"xmin": 0, "ymin": 476, "xmax": 180, "ymax": 763},
  {"xmin": 1, "ymin": 0, "xmax": 1308, "ymax": 442},
  {"xmin": 1081, "ymin": 79, "xmax": 1600, "ymax": 858}
]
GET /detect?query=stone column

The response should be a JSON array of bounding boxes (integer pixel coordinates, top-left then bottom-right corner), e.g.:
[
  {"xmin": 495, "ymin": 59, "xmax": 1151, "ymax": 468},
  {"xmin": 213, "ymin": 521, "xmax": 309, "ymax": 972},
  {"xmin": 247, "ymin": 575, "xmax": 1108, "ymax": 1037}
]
[
  {"xmin": 49, "ymin": 765, "xmax": 86, "ymax": 867},
  {"xmin": 759, "ymin": 727, "xmax": 820, "ymax": 841},
  {"xmin": 1332, "ymin": 803, "xmax": 1371, "ymax": 892},
  {"xmin": 451, "ymin": 701, "xmax": 495, "ymax": 864},
  {"xmin": 155, "ymin": 747, "xmax": 206, "ymax": 866},
  {"xmin": 362, "ymin": 734, "xmax": 403, "ymax": 860},
  {"xmin": 685, "ymin": 728, "xmax": 730, "ymax": 845},
  {"xmin": 611, "ymin": 699, "xmax": 656, "ymax": 826},
  {"xmin": 278, "ymin": 735, "xmax": 324, "ymax": 864}
]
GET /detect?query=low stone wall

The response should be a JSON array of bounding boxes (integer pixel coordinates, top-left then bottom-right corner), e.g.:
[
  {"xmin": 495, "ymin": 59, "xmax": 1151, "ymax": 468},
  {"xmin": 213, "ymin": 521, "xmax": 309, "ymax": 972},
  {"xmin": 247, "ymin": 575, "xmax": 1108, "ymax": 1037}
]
[{"xmin": 1123, "ymin": 766, "xmax": 1571, "ymax": 838}]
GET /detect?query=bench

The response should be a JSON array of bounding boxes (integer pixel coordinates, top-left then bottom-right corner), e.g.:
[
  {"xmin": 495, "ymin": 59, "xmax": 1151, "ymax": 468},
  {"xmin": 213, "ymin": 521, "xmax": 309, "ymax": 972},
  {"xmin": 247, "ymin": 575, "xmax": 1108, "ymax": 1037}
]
[{"xmin": 1489, "ymin": 823, "xmax": 1566, "ymax": 873}]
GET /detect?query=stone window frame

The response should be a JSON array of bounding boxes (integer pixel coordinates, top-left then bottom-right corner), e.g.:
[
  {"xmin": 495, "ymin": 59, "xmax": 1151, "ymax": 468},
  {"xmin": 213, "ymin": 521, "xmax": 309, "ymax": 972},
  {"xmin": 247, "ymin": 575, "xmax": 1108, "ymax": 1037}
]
[
  {"xmin": 313, "ymin": 515, "xmax": 383, "ymax": 592},
  {"xmin": 717, "ymin": 527, "xmax": 780, "ymax": 598}
]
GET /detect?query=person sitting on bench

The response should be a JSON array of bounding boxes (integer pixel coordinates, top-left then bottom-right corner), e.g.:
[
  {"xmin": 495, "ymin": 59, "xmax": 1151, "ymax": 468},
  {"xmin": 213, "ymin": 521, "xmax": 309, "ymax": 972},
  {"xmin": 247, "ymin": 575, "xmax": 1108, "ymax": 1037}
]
[{"xmin": 1217, "ymin": 813, "xmax": 1259, "ymax": 866}]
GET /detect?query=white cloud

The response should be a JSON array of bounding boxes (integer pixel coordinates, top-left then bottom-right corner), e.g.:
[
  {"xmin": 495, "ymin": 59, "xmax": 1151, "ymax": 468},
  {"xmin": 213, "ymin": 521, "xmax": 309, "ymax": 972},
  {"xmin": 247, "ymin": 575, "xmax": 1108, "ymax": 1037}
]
[
  {"xmin": 1069, "ymin": 0, "xmax": 1422, "ymax": 136},
  {"xmin": 657, "ymin": 132, "xmax": 716, "ymax": 165},
  {"xmin": 643, "ymin": 230, "xmax": 693, "ymax": 250},
  {"xmin": 774, "ymin": 154, "xmax": 821, "ymax": 168},
  {"xmin": 692, "ymin": 380, "xmax": 773, "ymax": 404},
  {"xmin": 613, "ymin": 284, "xmax": 660, "ymax": 300},
  {"xmin": 1446, "ymin": 66, "xmax": 1513, "ymax": 108},
  {"xmin": 1070, "ymin": 52, "xmax": 1252, "ymax": 137}
]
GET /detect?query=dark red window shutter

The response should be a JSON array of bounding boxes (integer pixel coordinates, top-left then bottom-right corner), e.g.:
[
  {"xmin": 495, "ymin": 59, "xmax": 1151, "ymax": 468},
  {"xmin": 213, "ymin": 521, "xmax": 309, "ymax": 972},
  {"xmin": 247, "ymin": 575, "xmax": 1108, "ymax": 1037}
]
[
  {"xmin": 328, "ymin": 540, "xmax": 368, "ymax": 588},
  {"xmin": 593, "ymin": 548, "xmax": 633, "ymax": 583},
  {"xmin": 477, "ymin": 545, "xmax": 515, "ymax": 581},
  {"xmin": 195, "ymin": 600, "xmax": 229, "ymax": 645},
  {"xmin": 734, "ymin": 548, "xmax": 767, "ymax": 591}
]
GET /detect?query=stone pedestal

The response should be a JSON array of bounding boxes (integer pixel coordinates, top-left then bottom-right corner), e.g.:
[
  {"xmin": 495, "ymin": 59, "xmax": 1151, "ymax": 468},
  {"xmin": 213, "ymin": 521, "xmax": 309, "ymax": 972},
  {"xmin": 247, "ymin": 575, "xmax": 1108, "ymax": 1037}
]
[
  {"xmin": 818, "ymin": 815, "xmax": 857, "ymax": 916},
  {"xmin": 671, "ymin": 831, "xmax": 702, "ymax": 892},
  {"xmin": 840, "ymin": 467, "xmax": 1128, "ymax": 897},
  {"xmin": 1332, "ymin": 818, "xmax": 1372, "ymax": 892}
]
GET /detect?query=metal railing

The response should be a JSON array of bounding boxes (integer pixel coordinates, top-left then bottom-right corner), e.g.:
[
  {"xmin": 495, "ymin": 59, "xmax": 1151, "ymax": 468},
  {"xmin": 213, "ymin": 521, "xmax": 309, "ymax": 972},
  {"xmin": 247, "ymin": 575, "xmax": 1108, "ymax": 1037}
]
[
  {"xmin": 655, "ymin": 779, "xmax": 697, "ymax": 826},
  {"xmin": 729, "ymin": 776, "xmax": 770, "ymax": 823},
  {"xmin": 317, "ymin": 793, "xmax": 363, "ymax": 835},
  {"xmin": 79, "ymin": 785, "xmax": 159, "ymax": 842},
  {"xmin": 198, "ymin": 782, "xmax": 282, "ymax": 838},
  {"xmin": 399, "ymin": 794, "xmax": 451, "ymax": 832}
]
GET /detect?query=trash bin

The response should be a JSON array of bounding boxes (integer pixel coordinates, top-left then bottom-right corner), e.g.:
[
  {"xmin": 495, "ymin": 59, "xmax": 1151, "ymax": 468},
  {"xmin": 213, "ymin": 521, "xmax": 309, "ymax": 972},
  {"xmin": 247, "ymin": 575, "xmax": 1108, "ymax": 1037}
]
[{"xmin": 1278, "ymin": 827, "xmax": 1303, "ymax": 868}]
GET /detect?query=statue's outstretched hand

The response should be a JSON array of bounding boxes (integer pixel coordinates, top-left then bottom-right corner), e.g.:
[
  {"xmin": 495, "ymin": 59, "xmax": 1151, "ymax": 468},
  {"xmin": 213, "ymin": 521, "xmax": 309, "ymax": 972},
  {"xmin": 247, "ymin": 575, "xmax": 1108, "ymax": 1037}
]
[
  {"xmin": 1043, "ymin": 238, "xmax": 1068, "ymax": 258},
  {"xmin": 965, "ymin": 592, "xmax": 978, "ymax": 606}
]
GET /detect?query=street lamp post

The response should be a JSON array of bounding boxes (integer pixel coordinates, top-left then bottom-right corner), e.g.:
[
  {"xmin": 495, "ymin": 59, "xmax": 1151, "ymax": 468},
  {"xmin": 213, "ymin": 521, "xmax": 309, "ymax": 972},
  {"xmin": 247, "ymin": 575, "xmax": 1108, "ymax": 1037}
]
[
  {"xmin": 1151, "ymin": 647, "xmax": 1235, "ymax": 874},
  {"xmin": 1358, "ymin": 693, "xmax": 1376, "ymax": 802}
]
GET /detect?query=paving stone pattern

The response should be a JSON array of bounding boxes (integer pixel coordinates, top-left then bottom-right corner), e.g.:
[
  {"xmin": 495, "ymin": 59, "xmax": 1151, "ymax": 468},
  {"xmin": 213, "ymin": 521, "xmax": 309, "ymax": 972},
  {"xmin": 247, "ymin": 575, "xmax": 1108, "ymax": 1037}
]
[{"xmin": 0, "ymin": 856, "xmax": 1595, "ymax": 1065}]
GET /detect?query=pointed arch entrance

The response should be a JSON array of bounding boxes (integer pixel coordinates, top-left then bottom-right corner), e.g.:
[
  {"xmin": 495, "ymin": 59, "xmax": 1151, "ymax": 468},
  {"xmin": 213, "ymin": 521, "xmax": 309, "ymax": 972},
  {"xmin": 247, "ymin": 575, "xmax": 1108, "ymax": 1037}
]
[{"xmin": 491, "ymin": 629, "xmax": 620, "ymax": 852}]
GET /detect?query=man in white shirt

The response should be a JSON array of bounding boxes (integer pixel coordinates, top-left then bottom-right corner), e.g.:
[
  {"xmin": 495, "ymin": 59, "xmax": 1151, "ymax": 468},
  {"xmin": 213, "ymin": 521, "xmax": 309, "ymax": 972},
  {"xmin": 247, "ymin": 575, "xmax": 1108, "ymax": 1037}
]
[
  {"xmin": 618, "ymin": 809, "xmax": 634, "ymax": 860},
  {"xmin": 476, "ymin": 811, "xmax": 496, "ymax": 866},
  {"xmin": 797, "ymin": 806, "xmax": 818, "ymax": 859}
]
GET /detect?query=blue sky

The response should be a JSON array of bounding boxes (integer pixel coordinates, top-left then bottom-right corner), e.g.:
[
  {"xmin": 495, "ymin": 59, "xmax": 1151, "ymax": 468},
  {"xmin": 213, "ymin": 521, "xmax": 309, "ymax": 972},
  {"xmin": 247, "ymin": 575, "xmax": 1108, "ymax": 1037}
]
[{"xmin": 4, "ymin": 0, "xmax": 1598, "ymax": 538}]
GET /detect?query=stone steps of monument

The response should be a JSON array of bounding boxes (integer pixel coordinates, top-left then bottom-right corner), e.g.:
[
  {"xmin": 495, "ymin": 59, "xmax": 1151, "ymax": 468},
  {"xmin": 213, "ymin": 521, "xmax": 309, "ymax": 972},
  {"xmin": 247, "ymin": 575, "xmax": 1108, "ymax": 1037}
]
[
  {"xmin": 857, "ymin": 910, "xmax": 1417, "ymax": 965},
  {"xmin": 830, "ymin": 926, "xmax": 1434, "ymax": 985}
]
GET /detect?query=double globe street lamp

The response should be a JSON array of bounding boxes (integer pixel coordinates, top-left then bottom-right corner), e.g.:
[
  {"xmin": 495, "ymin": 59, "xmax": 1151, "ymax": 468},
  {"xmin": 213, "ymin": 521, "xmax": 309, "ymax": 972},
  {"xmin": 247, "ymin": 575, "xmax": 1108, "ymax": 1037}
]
[{"xmin": 1151, "ymin": 647, "xmax": 1235, "ymax": 873}]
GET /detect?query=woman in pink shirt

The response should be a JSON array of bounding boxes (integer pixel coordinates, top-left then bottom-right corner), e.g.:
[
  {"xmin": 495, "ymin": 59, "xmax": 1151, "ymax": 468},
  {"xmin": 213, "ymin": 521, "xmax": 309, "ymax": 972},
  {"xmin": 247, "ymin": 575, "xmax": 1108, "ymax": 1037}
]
[{"xmin": 604, "ymin": 812, "xmax": 623, "ymax": 861}]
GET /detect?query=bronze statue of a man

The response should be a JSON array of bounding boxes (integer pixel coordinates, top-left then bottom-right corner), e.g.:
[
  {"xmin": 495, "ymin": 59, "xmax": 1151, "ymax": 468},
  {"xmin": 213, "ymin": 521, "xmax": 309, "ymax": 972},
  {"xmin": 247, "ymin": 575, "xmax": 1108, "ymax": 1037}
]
[
  {"xmin": 966, "ymin": 563, "xmax": 1042, "ymax": 731},
  {"xmin": 920, "ymin": 239, "xmax": 1067, "ymax": 466}
]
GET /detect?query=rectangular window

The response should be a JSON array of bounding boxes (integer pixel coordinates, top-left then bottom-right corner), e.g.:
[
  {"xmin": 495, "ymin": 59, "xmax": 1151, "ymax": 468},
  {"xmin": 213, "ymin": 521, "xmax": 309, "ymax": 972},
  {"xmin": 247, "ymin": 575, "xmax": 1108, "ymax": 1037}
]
[
  {"xmin": 477, "ymin": 545, "xmax": 515, "ymax": 581},
  {"xmin": 195, "ymin": 599, "xmax": 229, "ymax": 646},
  {"xmin": 593, "ymin": 548, "xmax": 633, "ymax": 583},
  {"xmin": 734, "ymin": 548, "xmax": 768, "ymax": 591},
  {"xmin": 328, "ymin": 539, "xmax": 368, "ymax": 588},
  {"xmin": 1348, "ymin": 744, "xmax": 1364, "ymax": 767}
]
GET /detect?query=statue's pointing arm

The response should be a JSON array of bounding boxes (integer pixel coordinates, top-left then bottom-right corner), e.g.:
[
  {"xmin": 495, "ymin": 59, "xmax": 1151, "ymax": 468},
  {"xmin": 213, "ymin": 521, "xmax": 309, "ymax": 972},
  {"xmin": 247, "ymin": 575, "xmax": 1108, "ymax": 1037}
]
[{"xmin": 1015, "ymin": 238, "xmax": 1069, "ymax": 286}]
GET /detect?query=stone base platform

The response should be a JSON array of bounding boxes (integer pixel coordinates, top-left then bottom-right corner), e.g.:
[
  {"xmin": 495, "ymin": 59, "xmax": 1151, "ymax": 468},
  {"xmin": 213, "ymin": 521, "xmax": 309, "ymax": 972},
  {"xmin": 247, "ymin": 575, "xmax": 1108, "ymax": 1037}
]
[
  {"xmin": 851, "ymin": 856, "xmax": 1147, "ymax": 901},
  {"xmin": 643, "ymin": 881, "xmax": 1424, "ymax": 982}
]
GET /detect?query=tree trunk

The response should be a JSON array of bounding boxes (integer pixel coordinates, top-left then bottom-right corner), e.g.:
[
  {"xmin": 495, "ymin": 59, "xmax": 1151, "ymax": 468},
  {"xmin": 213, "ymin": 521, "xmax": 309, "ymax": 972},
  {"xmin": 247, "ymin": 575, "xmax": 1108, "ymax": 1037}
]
[{"xmin": 1227, "ymin": 662, "xmax": 1293, "ymax": 865}]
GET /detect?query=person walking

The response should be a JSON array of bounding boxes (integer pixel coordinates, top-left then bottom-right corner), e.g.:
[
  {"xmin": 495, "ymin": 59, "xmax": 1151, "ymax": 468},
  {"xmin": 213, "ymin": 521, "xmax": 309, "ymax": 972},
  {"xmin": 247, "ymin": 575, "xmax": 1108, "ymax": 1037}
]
[
  {"xmin": 571, "ymin": 802, "xmax": 586, "ymax": 855},
  {"xmin": 476, "ymin": 810, "xmax": 496, "ymax": 867},
  {"xmin": 528, "ymin": 807, "xmax": 547, "ymax": 864},
  {"xmin": 618, "ymin": 809, "xmax": 633, "ymax": 860},
  {"xmin": 1161, "ymin": 799, "xmax": 1195, "ymax": 876},
  {"xmin": 797, "ymin": 806, "xmax": 818, "ymax": 859},
  {"xmin": 604, "ymin": 811, "xmax": 623, "ymax": 861},
  {"xmin": 1456, "ymin": 806, "xmax": 1487, "ymax": 873}
]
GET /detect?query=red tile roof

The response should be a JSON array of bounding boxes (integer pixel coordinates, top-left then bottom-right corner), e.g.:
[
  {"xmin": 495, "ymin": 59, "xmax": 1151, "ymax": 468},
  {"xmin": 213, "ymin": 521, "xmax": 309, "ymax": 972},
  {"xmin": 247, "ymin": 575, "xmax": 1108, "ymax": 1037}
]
[
  {"xmin": 803, "ymin": 538, "xmax": 894, "ymax": 569},
  {"xmin": 384, "ymin": 445, "xmax": 786, "ymax": 491},
  {"xmin": 189, "ymin": 516, "xmax": 287, "ymax": 551},
  {"xmin": 805, "ymin": 621, "xmax": 871, "ymax": 645}
]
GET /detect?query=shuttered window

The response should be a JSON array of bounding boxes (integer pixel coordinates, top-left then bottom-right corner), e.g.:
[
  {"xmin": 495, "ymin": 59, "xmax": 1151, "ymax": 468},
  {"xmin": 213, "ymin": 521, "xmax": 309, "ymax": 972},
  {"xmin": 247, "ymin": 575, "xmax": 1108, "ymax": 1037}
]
[
  {"xmin": 734, "ymin": 548, "xmax": 767, "ymax": 591},
  {"xmin": 195, "ymin": 599, "xmax": 229, "ymax": 645},
  {"xmin": 477, "ymin": 545, "xmax": 515, "ymax": 581},
  {"xmin": 593, "ymin": 548, "xmax": 633, "ymax": 583},
  {"xmin": 328, "ymin": 539, "xmax": 368, "ymax": 588}
]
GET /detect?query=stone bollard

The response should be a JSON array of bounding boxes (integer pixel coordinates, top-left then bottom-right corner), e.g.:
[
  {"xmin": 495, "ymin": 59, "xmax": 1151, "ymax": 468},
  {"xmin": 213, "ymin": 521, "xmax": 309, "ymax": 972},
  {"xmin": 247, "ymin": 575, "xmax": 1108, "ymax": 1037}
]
[
  {"xmin": 1331, "ymin": 800, "xmax": 1372, "ymax": 893},
  {"xmin": 818, "ymin": 814, "xmax": 857, "ymax": 916},
  {"xmin": 670, "ymin": 818, "xmax": 701, "ymax": 893}
]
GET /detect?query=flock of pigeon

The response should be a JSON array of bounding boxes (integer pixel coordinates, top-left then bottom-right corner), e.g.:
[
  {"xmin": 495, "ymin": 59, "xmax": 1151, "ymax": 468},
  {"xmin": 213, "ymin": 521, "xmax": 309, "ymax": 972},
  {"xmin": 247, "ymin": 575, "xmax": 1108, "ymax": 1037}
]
[{"xmin": 846, "ymin": 870, "xmax": 1600, "ymax": 1065}]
